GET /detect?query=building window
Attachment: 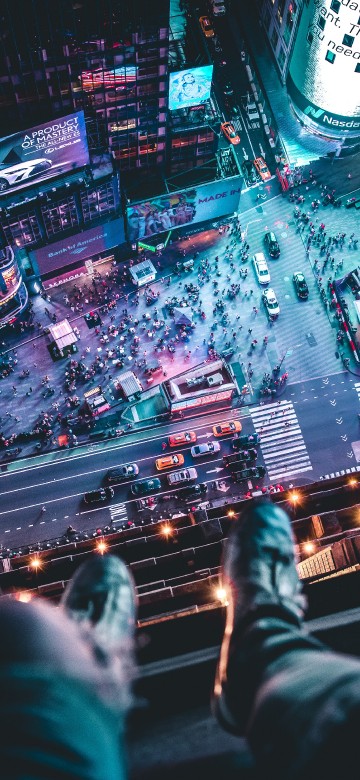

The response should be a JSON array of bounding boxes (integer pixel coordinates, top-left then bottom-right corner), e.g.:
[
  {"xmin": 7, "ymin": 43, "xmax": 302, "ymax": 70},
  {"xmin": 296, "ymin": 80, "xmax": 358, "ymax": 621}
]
[
  {"xmin": 278, "ymin": 47, "xmax": 286, "ymax": 70},
  {"xmin": 277, "ymin": 0, "xmax": 285, "ymax": 24},
  {"xmin": 283, "ymin": 18, "xmax": 292, "ymax": 46},
  {"xmin": 307, "ymin": 31, "xmax": 313, "ymax": 45},
  {"xmin": 343, "ymin": 34, "xmax": 354, "ymax": 47},
  {"xmin": 355, "ymin": 63, "xmax": 360, "ymax": 73},
  {"xmin": 330, "ymin": 0, "xmax": 340, "ymax": 11},
  {"xmin": 325, "ymin": 50, "xmax": 336, "ymax": 63},
  {"xmin": 263, "ymin": 7, "xmax": 271, "ymax": 29},
  {"xmin": 318, "ymin": 17, "xmax": 326, "ymax": 31},
  {"xmin": 271, "ymin": 27, "xmax": 279, "ymax": 51}
]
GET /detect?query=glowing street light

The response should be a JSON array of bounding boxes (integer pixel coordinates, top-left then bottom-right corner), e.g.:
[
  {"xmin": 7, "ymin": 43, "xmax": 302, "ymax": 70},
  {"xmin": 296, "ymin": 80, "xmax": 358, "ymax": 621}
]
[{"xmin": 96, "ymin": 540, "xmax": 108, "ymax": 555}]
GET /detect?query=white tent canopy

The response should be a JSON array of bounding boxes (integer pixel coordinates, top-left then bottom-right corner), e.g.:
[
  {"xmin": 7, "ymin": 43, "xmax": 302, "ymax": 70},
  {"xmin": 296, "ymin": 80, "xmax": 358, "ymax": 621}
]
[{"xmin": 48, "ymin": 319, "xmax": 77, "ymax": 350}]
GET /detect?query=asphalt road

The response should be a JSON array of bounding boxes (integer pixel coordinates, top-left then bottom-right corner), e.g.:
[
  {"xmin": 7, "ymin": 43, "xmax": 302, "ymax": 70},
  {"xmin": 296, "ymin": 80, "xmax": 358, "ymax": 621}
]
[{"xmin": 2, "ymin": 370, "xmax": 360, "ymax": 550}]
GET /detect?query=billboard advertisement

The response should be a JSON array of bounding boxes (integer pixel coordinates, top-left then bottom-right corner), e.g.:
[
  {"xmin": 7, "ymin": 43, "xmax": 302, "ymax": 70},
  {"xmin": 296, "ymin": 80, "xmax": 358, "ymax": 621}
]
[
  {"xmin": 126, "ymin": 178, "xmax": 242, "ymax": 242},
  {"xmin": 29, "ymin": 217, "xmax": 126, "ymax": 276},
  {"xmin": 169, "ymin": 65, "xmax": 213, "ymax": 111},
  {"xmin": 288, "ymin": 0, "xmax": 360, "ymax": 137},
  {"xmin": 0, "ymin": 111, "xmax": 89, "ymax": 195},
  {"xmin": 81, "ymin": 65, "xmax": 137, "ymax": 91}
]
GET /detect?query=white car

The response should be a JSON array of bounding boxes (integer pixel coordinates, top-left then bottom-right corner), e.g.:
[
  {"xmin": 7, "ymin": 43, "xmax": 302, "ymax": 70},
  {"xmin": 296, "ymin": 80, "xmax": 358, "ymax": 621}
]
[
  {"xmin": 191, "ymin": 441, "xmax": 221, "ymax": 458},
  {"xmin": 210, "ymin": 0, "xmax": 226, "ymax": 15},
  {"xmin": 262, "ymin": 287, "xmax": 280, "ymax": 319},
  {"xmin": 0, "ymin": 158, "xmax": 52, "ymax": 191},
  {"xmin": 253, "ymin": 252, "xmax": 270, "ymax": 285}
]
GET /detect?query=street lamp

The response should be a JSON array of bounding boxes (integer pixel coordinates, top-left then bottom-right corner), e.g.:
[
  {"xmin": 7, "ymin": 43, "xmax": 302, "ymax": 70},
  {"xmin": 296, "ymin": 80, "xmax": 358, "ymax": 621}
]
[{"xmin": 289, "ymin": 491, "xmax": 300, "ymax": 518}]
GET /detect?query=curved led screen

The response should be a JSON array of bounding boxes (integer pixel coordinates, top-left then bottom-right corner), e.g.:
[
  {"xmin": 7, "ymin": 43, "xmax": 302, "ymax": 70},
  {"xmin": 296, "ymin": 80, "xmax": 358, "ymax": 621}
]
[{"xmin": 288, "ymin": 0, "xmax": 360, "ymax": 137}]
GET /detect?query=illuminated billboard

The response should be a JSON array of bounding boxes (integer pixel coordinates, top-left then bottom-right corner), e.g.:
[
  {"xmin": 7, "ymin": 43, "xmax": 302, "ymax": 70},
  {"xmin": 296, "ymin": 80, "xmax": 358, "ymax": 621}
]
[
  {"xmin": 29, "ymin": 217, "xmax": 126, "ymax": 276},
  {"xmin": 81, "ymin": 65, "xmax": 137, "ymax": 91},
  {"xmin": 126, "ymin": 178, "xmax": 242, "ymax": 242},
  {"xmin": 0, "ymin": 111, "xmax": 89, "ymax": 195},
  {"xmin": 169, "ymin": 65, "xmax": 213, "ymax": 111},
  {"xmin": 288, "ymin": 0, "xmax": 360, "ymax": 138}
]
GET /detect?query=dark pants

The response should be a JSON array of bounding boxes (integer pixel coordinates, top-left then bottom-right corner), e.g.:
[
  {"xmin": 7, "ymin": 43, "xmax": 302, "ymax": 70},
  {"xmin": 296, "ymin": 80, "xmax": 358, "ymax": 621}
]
[{"xmin": 235, "ymin": 616, "xmax": 360, "ymax": 780}]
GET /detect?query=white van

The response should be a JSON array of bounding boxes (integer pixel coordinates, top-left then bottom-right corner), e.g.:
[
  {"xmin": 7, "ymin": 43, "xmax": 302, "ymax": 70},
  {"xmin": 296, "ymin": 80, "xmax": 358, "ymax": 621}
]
[{"xmin": 210, "ymin": 0, "xmax": 226, "ymax": 16}]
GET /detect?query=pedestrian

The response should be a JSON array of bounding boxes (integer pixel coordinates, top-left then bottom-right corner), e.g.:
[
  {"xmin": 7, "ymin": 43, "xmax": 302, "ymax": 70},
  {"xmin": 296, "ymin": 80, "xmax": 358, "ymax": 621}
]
[{"xmin": 248, "ymin": 328, "xmax": 253, "ymax": 335}]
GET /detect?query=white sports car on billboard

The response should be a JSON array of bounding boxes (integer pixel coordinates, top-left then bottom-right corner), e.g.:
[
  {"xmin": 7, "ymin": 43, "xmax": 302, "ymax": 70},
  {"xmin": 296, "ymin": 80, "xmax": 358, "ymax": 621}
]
[{"xmin": 0, "ymin": 158, "xmax": 52, "ymax": 191}]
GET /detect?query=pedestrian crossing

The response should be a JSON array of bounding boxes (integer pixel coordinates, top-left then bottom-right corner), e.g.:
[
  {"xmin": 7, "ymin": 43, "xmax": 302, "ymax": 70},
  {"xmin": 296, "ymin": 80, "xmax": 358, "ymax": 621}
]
[
  {"xmin": 109, "ymin": 501, "xmax": 128, "ymax": 524},
  {"xmin": 250, "ymin": 400, "xmax": 313, "ymax": 482},
  {"xmin": 354, "ymin": 382, "xmax": 360, "ymax": 401}
]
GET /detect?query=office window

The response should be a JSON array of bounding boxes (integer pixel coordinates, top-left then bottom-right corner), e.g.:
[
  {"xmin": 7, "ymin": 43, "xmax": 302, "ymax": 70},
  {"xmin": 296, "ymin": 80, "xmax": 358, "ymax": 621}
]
[
  {"xmin": 263, "ymin": 7, "xmax": 271, "ymax": 29},
  {"xmin": 318, "ymin": 17, "xmax": 326, "ymax": 30},
  {"xmin": 325, "ymin": 50, "xmax": 336, "ymax": 63},
  {"xmin": 343, "ymin": 35, "xmax": 354, "ymax": 47},
  {"xmin": 330, "ymin": 0, "xmax": 340, "ymax": 11},
  {"xmin": 278, "ymin": 47, "xmax": 286, "ymax": 70},
  {"xmin": 307, "ymin": 31, "xmax": 313, "ymax": 45},
  {"xmin": 271, "ymin": 27, "xmax": 279, "ymax": 51},
  {"xmin": 355, "ymin": 63, "xmax": 360, "ymax": 73},
  {"xmin": 277, "ymin": 0, "xmax": 286, "ymax": 23}
]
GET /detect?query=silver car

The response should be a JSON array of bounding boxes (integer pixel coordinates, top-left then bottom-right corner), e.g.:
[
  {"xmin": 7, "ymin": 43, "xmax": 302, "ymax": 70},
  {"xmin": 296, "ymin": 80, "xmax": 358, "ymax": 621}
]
[
  {"xmin": 167, "ymin": 468, "xmax": 198, "ymax": 485},
  {"xmin": 190, "ymin": 441, "xmax": 221, "ymax": 458}
]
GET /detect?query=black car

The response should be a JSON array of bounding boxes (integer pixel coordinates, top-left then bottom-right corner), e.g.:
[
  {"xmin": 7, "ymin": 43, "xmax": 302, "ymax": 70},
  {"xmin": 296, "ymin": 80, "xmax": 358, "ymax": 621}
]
[
  {"xmin": 232, "ymin": 433, "xmax": 260, "ymax": 451},
  {"xmin": 322, "ymin": 192, "xmax": 335, "ymax": 206},
  {"xmin": 83, "ymin": 487, "xmax": 114, "ymax": 504},
  {"xmin": 106, "ymin": 464, "xmax": 139, "ymax": 483},
  {"xmin": 176, "ymin": 483, "xmax": 208, "ymax": 499},
  {"xmin": 223, "ymin": 449, "xmax": 257, "ymax": 467},
  {"xmin": 293, "ymin": 271, "xmax": 309, "ymax": 300},
  {"xmin": 223, "ymin": 82, "xmax": 234, "ymax": 95},
  {"xmin": 131, "ymin": 478, "xmax": 161, "ymax": 496},
  {"xmin": 232, "ymin": 466, "xmax": 266, "ymax": 482},
  {"xmin": 264, "ymin": 231, "xmax": 280, "ymax": 258},
  {"xmin": 241, "ymin": 160, "xmax": 257, "ymax": 186}
]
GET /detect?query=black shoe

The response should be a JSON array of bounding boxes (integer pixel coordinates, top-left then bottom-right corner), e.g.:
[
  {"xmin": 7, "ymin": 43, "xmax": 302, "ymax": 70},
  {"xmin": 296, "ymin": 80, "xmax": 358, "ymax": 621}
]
[
  {"xmin": 61, "ymin": 555, "xmax": 136, "ymax": 651},
  {"xmin": 213, "ymin": 499, "xmax": 306, "ymax": 734}
]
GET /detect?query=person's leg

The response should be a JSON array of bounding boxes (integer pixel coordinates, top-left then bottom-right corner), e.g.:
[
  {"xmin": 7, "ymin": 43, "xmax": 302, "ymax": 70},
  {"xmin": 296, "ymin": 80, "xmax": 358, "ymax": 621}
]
[
  {"xmin": 213, "ymin": 500, "xmax": 360, "ymax": 780},
  {"xmin": 0, "ymin": 554, "xmax": 136, "ymax": 779}
]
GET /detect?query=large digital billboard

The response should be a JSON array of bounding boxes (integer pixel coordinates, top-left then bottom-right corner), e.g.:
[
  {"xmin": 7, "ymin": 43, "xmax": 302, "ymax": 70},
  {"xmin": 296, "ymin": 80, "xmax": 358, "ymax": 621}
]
[
  {"xmin": 126, "ymin": 178, "xmax": 242, "ymax": 242},
  {"xmin": 288, "ymin": 0, "xmax": 360, "ymax": 137},
  {"xmin": 169, "ymin": 65, "xmax": 213, "ymax": 111},
  {"xmin": 29, "ymin": 217, "xmax": 126, "ymax": 276},
  {"xmin": 0, "ymin": 111, "xmax": 89, "ymax": 195}
]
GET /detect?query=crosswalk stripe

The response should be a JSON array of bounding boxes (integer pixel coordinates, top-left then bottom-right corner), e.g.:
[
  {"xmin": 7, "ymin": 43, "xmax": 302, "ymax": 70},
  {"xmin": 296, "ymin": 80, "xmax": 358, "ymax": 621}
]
[
  {"xmin": 260, "ymin": 433, "xmax": 303, "ymax": 445},
  {"xmin": 250, "ymin": 401, "xmax": 312, "ymax": 481},
  {"xmin": 264, "ymin": 446, "xmax": 307, "ymax": 462},
  {"xmin": 268, "ymin": 465, "xmax": 314, "ymax": 481},
  {"xmin": 109, "ymin": 502, "xmax": 128, "ymax": 522}
]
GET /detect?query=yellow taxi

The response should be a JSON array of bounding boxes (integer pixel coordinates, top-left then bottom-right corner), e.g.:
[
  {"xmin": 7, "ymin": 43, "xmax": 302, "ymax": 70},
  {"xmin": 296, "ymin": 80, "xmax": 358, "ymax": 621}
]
[
  {"xmin": 168, "ymin": 431, "xmax": 197, "ymax": 447},
  {"xmin": 212, "ymin": 420, "xmax": 242, "ymax": 437},
  {"xmin": 199, "ymin": 16, "xmax": 215, "ymax": 37},
  {"xmin": 155, "ymin": 453, "xmax": 185, "ymax": 471},
  {"xmin": 221, "ymin": 122, "xmax": 240, "ymax": 145},
  {"xmin": 253, "ymin": 156, "xmax": 271, "ymax": 182}
]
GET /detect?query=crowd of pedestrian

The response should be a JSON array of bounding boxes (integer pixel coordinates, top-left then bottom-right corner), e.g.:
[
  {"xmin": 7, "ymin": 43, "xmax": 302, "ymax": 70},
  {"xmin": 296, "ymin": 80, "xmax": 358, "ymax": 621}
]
[{"xmin": 0, "ymin": 174, "xmax": 358, "ymax": 454}]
